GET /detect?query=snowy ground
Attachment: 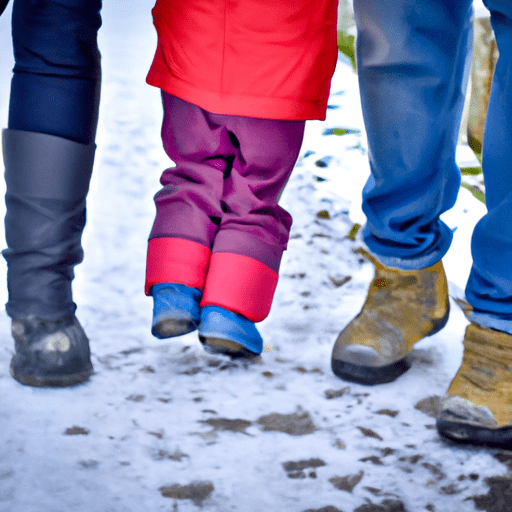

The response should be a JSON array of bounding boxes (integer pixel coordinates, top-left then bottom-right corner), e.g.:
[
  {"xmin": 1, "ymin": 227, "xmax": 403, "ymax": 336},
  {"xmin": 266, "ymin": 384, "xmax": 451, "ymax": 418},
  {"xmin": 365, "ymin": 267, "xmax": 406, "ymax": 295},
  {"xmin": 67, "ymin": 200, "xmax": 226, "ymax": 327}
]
[{"xmin": 1, "ymin": 2, "xmax": 511, "ymax": 512}]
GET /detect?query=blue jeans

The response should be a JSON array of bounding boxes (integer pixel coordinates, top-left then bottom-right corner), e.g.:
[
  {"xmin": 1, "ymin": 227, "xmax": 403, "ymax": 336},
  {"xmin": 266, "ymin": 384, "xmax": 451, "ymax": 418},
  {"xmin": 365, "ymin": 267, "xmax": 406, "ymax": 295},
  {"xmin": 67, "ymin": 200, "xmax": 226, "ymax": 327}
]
[
  {"xmin": 354, "ymin": 0, "xmax": 512, "ymax": 333},
  {"xmin": 8, "ymin": 0, "xmax": 102, "ymax": 144}
]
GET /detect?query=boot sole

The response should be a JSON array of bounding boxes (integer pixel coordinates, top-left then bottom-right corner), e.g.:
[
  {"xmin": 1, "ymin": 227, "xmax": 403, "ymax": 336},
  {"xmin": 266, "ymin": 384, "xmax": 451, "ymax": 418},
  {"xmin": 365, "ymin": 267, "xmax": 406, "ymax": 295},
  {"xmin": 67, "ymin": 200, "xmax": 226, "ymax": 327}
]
[
  {"xmin": 10, "ymin": 360, "xmax": 93, "ymax": 388},
  {"xmin": 331, "ymin": 356, "xmax": 411, "ymax": 385},
  {"xmin": 200, "ymin": 336, "xmax": 259, "ymax": 359},
  {"xmin": 152, "ymin": 319, "xmax": 197, "ymax": 339},
  {"xmin": 437, "ymin": 419, "xmax": 512, "ymax": 448},
  {"xmin": 331, "ymin": 302, "xmax": 450, "ymax": 385}
]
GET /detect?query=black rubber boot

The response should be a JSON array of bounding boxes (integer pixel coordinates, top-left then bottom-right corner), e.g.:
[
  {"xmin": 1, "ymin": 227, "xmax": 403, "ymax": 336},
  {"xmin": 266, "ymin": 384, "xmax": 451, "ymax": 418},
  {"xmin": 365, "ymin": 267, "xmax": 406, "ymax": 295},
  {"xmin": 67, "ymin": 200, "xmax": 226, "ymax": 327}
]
[
  {"xmin": 10, "ymin": 315, "xmax": 93, "ymax": 387},
  {"xmin": 2, "ymin": 129, "xmax": 95, "ymax": 386}
]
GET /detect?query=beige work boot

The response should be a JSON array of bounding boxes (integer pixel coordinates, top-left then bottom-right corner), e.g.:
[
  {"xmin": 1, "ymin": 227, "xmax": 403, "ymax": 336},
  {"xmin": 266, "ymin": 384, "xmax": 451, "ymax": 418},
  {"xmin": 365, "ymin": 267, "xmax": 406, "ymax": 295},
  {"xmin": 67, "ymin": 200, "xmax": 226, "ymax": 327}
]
[
  {"xmin": 437, "ymin": 323, "xmax": 512, "ymax": 447},
  {"xmin": 331, "ymin": 250, "xmax": 449, "ymax": 384}
]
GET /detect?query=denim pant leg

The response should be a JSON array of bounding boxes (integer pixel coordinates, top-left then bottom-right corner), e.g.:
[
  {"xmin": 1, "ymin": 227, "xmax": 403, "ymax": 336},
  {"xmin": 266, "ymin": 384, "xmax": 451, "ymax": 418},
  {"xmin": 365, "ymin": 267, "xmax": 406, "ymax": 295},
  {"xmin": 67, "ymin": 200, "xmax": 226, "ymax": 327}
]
[
  {"xmin": 466, "ymin": 0, "xmax": 512, "ymax": 334},
  {"xmin": 353, "ymin": 0, "xmax": 473, "ymax": 269},
  {"xmin": 8, "ymin": 0, "xmax": 102, "ymax": 144}
]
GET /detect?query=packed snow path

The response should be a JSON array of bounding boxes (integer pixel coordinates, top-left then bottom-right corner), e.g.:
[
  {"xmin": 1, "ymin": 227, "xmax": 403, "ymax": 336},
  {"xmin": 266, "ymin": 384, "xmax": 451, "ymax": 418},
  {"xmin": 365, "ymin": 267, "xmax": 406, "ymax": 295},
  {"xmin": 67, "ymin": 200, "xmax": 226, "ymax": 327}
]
[{"xmin": 0, "ymin": 2, "xmax": 511, "ymax": 511}]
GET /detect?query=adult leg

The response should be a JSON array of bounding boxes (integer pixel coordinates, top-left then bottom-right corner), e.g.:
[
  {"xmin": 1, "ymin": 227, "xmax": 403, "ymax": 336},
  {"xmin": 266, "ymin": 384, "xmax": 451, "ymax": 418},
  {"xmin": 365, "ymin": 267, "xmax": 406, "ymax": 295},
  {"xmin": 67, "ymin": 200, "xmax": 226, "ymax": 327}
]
[
  {"xmin": 331, "ymin": 0, "xmax": 473, "ymax": 383},
  {"xmin": 437, "ymin": 0, "xmax": 512, "ymax": 446},
  {"xmin": 465, "ymin": 0, "xmax": 512, "ymax": 331},
  {"xmin": 356, "ymin": 0, "xmax": 472, "ymax": 266},
  {"xmin": 3, "ymin": 0, "xmax": 102, "ymax": 386}
]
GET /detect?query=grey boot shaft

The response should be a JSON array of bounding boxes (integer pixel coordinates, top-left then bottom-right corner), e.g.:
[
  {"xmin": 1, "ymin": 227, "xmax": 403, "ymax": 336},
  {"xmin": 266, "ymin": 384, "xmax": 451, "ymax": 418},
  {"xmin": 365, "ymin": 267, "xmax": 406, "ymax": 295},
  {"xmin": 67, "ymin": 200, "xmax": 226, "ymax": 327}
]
[{"xmin": 2, "ymin": 128, "xmax": 95, "ymax": 320}]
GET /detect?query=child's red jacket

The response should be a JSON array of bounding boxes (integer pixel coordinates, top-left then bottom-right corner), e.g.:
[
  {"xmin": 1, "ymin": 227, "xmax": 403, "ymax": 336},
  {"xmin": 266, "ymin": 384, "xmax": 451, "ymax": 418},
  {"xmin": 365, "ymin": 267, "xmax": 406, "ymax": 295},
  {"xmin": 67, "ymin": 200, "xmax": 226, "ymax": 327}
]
[{"xmin": 147, "ymin": 0, "xmax": 338, "ymax": 121}]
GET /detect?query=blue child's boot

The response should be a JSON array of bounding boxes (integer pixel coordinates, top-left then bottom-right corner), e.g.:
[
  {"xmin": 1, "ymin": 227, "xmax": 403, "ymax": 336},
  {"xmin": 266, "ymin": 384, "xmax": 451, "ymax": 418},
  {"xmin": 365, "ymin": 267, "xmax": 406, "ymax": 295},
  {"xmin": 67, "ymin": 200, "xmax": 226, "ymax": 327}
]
[
  {"xmin": 151, "ymin": 283, "xmax": 202, "ymax": 338},
  {"xmin": 198, "ymin": 306, "xmax": 263, "ymax": 358}
]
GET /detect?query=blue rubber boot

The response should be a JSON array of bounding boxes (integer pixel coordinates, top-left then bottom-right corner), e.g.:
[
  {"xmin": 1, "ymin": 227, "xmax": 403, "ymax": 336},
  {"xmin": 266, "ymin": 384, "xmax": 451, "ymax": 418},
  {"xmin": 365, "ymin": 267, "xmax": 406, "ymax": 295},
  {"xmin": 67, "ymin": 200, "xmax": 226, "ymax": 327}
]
[
  {"xmin": 151, "ymin": 283, "xmax": 202, "ymax": 339},
  {"xmin": 198, "ymin": 306, "xmax": 263, "ymax": 358}
]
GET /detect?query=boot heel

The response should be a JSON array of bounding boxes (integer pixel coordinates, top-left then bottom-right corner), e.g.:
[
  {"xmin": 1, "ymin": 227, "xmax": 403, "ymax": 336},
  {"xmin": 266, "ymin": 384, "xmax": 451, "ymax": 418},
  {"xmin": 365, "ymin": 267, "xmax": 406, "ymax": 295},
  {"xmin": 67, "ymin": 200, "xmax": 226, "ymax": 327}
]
[{"xmin": 198, "ymin": 306, "xmax": 262, "ymax": 358}]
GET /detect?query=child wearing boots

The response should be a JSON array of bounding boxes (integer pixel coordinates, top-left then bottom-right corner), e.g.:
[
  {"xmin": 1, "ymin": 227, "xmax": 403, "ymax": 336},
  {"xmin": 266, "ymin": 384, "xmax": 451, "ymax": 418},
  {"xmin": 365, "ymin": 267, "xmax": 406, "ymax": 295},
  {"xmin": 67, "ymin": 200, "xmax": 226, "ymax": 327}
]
[{"xmin": 145, "ymin": 0, "xmax": 338, "ymax": 356}]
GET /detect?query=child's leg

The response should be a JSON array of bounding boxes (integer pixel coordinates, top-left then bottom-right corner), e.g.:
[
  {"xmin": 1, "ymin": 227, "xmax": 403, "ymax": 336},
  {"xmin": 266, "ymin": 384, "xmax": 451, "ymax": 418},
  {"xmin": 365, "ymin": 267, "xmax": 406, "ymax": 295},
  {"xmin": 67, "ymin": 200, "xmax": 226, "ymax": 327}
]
[
  {"xmin": 145, "ymin": 94, "xmax": 241, "ymax": 336},
  {"xmin": 146, "ymin": 94, "xmax": 305, "ymax": 350},
  {"xmin": 199, "ymin": 115, "xmax": 306, "ymax": 351}
]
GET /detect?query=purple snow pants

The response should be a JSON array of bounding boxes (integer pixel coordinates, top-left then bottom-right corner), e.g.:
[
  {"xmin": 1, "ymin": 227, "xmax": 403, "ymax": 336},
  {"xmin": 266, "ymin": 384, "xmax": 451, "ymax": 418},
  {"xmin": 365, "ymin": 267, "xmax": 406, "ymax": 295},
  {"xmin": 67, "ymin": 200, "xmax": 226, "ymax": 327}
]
[
  {"xmin": 150, "ymin": 93, "xmax": 305, "ymax": 272},
  {"xmin": 146, "ymin": 93, "xmax": 305, "ymax": 321}
]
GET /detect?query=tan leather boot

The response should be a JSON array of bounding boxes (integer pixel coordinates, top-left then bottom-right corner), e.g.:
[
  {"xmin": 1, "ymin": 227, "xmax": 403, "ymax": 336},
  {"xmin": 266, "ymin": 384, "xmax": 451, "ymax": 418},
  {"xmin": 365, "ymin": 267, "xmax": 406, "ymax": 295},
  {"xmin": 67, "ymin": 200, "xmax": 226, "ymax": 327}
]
[
  {"xmin": 437, "ymin": 323, "xmax": 512, "ymax": 447},
  {"xmin": 331, "ymin": 250, "xmax": 449, "ymax": 384}
]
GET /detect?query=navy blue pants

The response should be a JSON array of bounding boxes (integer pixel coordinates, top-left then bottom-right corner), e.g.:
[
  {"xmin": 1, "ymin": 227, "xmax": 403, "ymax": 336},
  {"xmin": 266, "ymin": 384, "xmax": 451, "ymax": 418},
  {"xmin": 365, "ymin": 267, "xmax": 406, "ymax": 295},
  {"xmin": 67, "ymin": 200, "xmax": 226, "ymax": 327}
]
[
  {"xmin": 354, "ymin": 0, "xmax": 512, "ymax": 334},
  {"xmin": 8, "ymin": 0, "xmax": 102, "ymax": 143}
]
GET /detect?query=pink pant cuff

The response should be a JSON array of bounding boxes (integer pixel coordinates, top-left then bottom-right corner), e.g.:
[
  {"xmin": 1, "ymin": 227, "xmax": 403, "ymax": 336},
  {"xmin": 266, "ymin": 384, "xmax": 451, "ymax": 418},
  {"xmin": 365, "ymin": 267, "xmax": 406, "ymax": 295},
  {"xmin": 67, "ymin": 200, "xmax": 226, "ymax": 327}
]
[
  {"xmin": 200, "ymin": 252, "xmax": 278, "ymax": 322},
  {"xmin": 145, "ymin": 237, "xmax": 211, "ymax": 295}
]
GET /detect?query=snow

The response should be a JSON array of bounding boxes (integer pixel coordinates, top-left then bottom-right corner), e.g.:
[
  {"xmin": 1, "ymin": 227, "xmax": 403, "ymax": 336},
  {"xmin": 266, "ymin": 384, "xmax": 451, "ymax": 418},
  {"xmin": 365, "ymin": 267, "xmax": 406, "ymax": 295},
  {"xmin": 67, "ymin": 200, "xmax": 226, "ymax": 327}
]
[{"xmin": 0, "ymin": 2, "xmax": 509, "ymax": 512}]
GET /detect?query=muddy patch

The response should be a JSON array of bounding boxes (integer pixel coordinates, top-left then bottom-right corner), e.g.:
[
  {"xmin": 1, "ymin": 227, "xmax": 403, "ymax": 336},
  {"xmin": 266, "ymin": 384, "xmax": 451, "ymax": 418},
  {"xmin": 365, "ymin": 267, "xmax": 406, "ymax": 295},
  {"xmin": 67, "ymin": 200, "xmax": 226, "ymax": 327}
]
[
  {"xmin": 375, "ymin": 409, "xmax": 399, "ymax": 418},
  {"xmin": 329, "ymin": 274, "xmax": 352, "ymax": 288},
  {"xmin": 257, "ymin": 410, "xmax": 316, "ymax": 436},
  {"xmin": 414, "ymin": 396, "xmax": 441, "ymax": 418},
  {"xmin": 283, "ymin": 458, "xmax": 326, "ymax": 479},
  {"xmin": 126, "ymin": 394, "xmax": 145, "ymax": 402},
  {"xmin": 471, "ymin": 476, "xmax": 512, "ymax": 512},
  {"xmin": 493, "ymin": 451, "xmax": 512, "ymax": 472},
  {"xmin": 357, "ymin": 426, "xmax": 383, "ymax": 441},
  {"xmin": 64, "ymin": 426, "xmax": 90, "ymax": 436},
  {"xmin": 78, "ymin": 460, "xmax": 99, "ymax": 469},
  {"xmin": 159, "ymin": 480, "xmax": 214, "ymax": 506},
  {"xmin": 294, "ymin": 366, "xmax": 323, "ymax": 375},
  {"xmin": 398, "ymin": 454, "xmax": 423, "ymax": 465},
  {"xmin": 439, "ymin": 483, "xmax": 461, "ymax": 495},
  {"xmin": 303, "ymin": 507, "xmax": 344, "ymax": 512},
  {"xmin": 421, "ymin": 462, "xmax": 446, "ymax": 481},
  {"xmin": 325, "ymin": 387, "xmax": 351, "ymax": 399},
  {"xmin": 329, "ymin": 470, "xmax": 364, "ymax": 492},
  {"xmin": 152, "ymin": 448, "xmax": 189, "ymax": 462},
  {"xmin": 359, "ymin": 456, "xmax": 383, "ymax": 466},
  {"xmin": 354, "ymin": 499, "xmax": 407, "ymax": 512},
  {"xmin": 198, "ymin": 418, "xmax": 253, "ymax": 435}
]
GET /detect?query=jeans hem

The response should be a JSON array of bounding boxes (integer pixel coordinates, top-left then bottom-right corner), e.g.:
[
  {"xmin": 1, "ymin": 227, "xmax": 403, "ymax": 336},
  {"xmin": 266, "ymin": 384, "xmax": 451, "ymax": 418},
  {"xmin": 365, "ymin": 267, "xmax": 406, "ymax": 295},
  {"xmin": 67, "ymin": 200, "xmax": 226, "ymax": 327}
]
[
  {"xmin": 468, "ymin": 311, "xmax": 512, "ymax": 336},
  {"xmin": 369, "ymin": 243, "xmax": 450, "ymax": 271}
]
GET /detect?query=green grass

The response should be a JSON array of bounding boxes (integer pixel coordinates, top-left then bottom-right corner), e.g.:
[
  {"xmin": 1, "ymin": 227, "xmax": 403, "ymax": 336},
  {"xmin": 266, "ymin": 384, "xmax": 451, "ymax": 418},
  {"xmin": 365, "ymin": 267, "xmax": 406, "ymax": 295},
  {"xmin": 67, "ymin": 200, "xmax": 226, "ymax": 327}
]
[
  {"xmin": 460, "ymin": 167, "xmax": 482, "ymax": 176},
  {"xmin": 348, "ymin": 223, "xmax": 361, "ymax": 240},
  {"xmin": 460, "ymin": 182, "xmax": 485, "ymax": 203},
  {"xmin": 337, "ymin": 30, "xmax": 356, "ymax": 71}
]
